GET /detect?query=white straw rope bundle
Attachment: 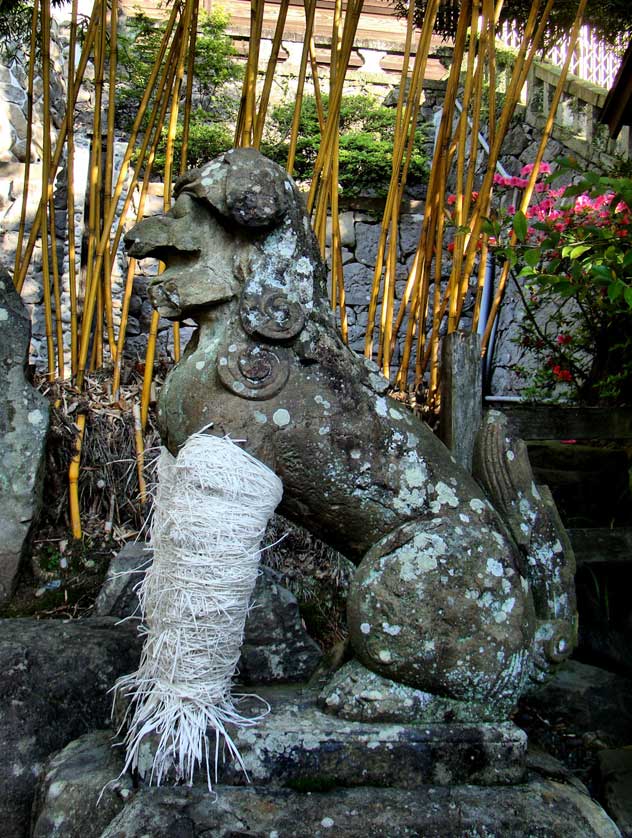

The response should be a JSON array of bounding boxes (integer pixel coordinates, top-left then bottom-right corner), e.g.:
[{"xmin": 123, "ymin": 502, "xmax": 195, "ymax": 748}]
[{"xmin": 114, "ymin": 433, "xmax": 283, "ymax": 788}]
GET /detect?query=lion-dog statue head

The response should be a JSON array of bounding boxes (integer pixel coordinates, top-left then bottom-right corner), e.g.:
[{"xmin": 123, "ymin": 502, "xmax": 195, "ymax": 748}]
[{"xmin": 125, "ymin": 148, "xmax": 576, "ymax": 715}]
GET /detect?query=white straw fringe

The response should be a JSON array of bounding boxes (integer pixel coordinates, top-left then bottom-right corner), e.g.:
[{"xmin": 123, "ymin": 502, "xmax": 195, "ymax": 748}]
[{"xmin": 113, "ymin": 433, "xmax": 283, "ymax": 789}]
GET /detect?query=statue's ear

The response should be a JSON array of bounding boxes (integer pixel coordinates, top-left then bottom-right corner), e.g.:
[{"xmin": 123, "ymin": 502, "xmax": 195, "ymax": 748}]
[{"xmin": 240, "ymin": 279, "xmax": 306, "ymax": 341}]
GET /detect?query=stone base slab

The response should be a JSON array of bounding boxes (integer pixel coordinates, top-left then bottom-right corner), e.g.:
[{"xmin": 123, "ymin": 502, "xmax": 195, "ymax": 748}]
[
  {"xmin": 32, "ymin": 731, "xmax": 620, "ymax": 838},
  {"xmin": 132, "ymin": 686, "xmax": 526, "ymax": 788}
]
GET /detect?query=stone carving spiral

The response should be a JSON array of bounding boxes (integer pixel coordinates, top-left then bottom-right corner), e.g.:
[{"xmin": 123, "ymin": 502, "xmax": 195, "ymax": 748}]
[{"xmin": 216, "ymin": 339, "xmax": 290, "ymax": 400}]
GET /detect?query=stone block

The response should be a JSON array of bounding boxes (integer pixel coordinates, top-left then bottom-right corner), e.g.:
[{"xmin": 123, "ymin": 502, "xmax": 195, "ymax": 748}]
[
  {"xmin": 326, "ymin": 210, "xmax": 356, "ymax": 248},
  {"xmin": 134, "ymin": 688, "xmax": 527, "ymax": 789},
  {"xmin": 524, "ymin": 660, "xmax": 632, "ymax": 746},
  {"xmin": 398, "ymin": 213, "xmax": 423, "ymax": 258},
  {"xmin": 0, "ymin": 617, "xmax": 142, "ymax": 838},
  {"xmin": 0, "ymin": 270, "xmax": 49, "ymax": 603},
  {"xmin": 32, "ymin": 744, "xmax": 621, "ymax": 838},
  {"xmin": 355, "ymin": 221, "xmax": 381, "ymax": 267},
  {"xmin": 598, "ymin": 747, "xmax": 632, "ymax": 837},
  {"xmin": 343, "ymin": 262, "xmax": 373, "ymax": 305}
]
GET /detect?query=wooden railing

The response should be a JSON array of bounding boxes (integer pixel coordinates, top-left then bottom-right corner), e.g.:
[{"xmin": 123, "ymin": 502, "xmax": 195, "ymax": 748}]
[{"xmin": 522, "ymin": 59, "xmax": 632, "ymax": 166}]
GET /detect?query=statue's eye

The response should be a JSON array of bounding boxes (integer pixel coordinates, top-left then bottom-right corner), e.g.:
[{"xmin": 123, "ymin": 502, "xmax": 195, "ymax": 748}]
[{"xmin": 171, "ymin": 193, "xmax": 193, "ymax": 219}]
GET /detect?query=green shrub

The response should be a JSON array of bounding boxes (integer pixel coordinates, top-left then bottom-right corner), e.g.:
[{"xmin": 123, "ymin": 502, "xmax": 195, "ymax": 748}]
[
  {"xmin": 152, "ymin": 110, "xmax": 233, "ymax": 173},
  {"xmin": 261, "ymin": 94, "xmax": 429, "ymax": 197}
]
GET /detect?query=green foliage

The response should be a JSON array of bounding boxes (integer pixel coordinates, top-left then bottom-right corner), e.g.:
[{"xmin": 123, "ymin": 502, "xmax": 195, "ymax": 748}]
[
  {"xmin": 487, "ymin": 160, "xmax": 632, "ymax": 404},
  {"xmin": 116, "ymin": 11, "xmax": 164, "ymax": 129},
  {"xmin": 116, "ymin": 8, "xmax": 241, "ymax": 131},
  {"xmin": 261, "ymin": 94, "xmax": 429, "ymax": 197},
  {"xmin": 0, "ymin": 0, "xmax": 33, "ymax": 55},
  {"xmin": 193, "ymin": 8, "xmax": 242, "ymax": 100},
  {"xmin": 152, "ymin": 109, "xmax": 233, "ymax": 173},
  {"xmin": 392, "ymin": 0, "xmax": 632, "ymax": 50}
]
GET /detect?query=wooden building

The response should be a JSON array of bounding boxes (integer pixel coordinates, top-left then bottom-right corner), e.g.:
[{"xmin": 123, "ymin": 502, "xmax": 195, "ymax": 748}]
[{"xmin": 118, "ymin": 0, "xmax": 449, "ymax": 82}]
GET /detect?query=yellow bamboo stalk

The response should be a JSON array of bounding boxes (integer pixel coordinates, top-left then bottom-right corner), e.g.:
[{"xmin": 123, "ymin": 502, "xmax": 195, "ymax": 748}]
[
  {"xmin": 481, "ymin": 0, "xmax": 589, "ymax": 355},
  {"xmin": 236, "ymin": 0, "xmax": 265, "ymax": 147},
  {"xmin": 39, "ymin": 0, "xmax": 55, "ymax": 378},
  {"xmin": 84, "ymin": 0, "xmax": 107, "ymax": 360},
  {"xmin": 364, "ymin": 0, "xmax": 414, "ymax": 359},
  {"xmin": 426, "ymin": 164, "xmax": 449, "ymax": 396},
  {"xmin": 329, "ymin": 135, "xmax": 348, "ymax": 337},
  {"xmin": 67, "ymin": 0, "xmax": 78, "ymax": 374},
  {"xmin": 452, "ymin": 0, "xmax": 553, "ymax": 307},
  {"xmin": 393, "ymin": 0, "xmax": 471, "ymax": 387},
  {"xmin": 103, "ymin": 17, "xmax": 183, "ymax": 276},
  {"xmin": 139, "ymin": 0, "xmax": 195, "ymax": 421},
  {"xmin": 407, "ymin": 0, "xmax": 550, "ymax": 390},
  {"xmin": 83, "ymin": 11, "xmax": 105, "ymax": 371},
  {"xmin": 172, "ymin": 0, "xmax": 199, "ymax": 364},
  {"xmin": 307, "ymin": 0, "xmax": 364, "ymax": 217},
  {"xmin": 179, "ymin": 0, "xmax": 199, "ymax": 176},
  {"xmin": 102, "ymin": 0, "xmax": 119, "ymax": 363},
  {"xmin": 111, "ymin": 260, "xmax": 136, "ymax": 400},
  {"xmin": 48, "ymin": 194, "xmax": 64, "ymax": 378},
  {"xmin": 92, "ymin": 282, "xmax": 103, "ymax": 370},
  {"xmin": 13, "ymin": 0, "xmax": 39, "ymax": 285},
  {"xmin": 485, "ymin": 0, "xmax": 497, "ymax": 154},
  {"xmin": 366, "ymin": 0, "xmax": 439, "ymax": 363},
  {"xmin": 69, "ymin": 413, "xmax": 86, "ymax": 540},
  {"xmin": 308, "ymin": 36, "xmax": 325, "ymax": 132},
  {"xmin": 307, "ymin": 0, "xmax": 363, "ymax": 213},
  {"xmin": 330, "ymin": 0, "xmax": 343, "ymax": 91},
  {"xmin": 309, "ymin": 0, "xmax": 365, "ymax": 266},
  {"xmin": 452, "ymin": 0, "xmax": 497, "ymax": 329},
  {"xmin": 141, "ymin": 310, "xmax": 160, "ymax": 429},
  {"xmin": 163, "ymin": 6, "xmax": 192, "ymax": 202},
  {"xmin": 286, "ymin": 0, "xmax": 317, "ymax": 174},
  {"xmin": 112, "ymin": 50, "xmax": 182, "ymax": 399},
  {"xmin": 15, "ymin": 2, "xmax": 101, "ymax": 294},
  {"xmin": 253, "ymin": 0, "xmax": 289, "ymax": 147},
  {"xmin": 77, "ymin": 10, "xmax": 183, "ymax": 388},
  {"xmin": 132, "ymin": 404, "xmax": 147, "ymax": 502},
  {"xmin": 447, "ymin": 1, "xmax": 479, "ymax": 332}
]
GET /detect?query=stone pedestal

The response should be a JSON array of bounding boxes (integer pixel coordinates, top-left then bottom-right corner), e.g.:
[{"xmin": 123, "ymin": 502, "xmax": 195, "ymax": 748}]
[{"xmin": 31, "ymin": 693, "xmax": 621, "ymax": 837}]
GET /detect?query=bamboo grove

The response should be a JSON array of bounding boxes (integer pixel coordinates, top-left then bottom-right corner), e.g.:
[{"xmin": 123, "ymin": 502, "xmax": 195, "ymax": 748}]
[{"xmin": 10, "ymin": 0, "xmax": 587, "ymax": 538}]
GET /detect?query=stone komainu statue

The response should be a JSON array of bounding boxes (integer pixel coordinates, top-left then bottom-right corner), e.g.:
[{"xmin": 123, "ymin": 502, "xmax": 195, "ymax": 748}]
[{"xmin": 125, "ymin": 148, "xmax": 576, "ymax": 715}]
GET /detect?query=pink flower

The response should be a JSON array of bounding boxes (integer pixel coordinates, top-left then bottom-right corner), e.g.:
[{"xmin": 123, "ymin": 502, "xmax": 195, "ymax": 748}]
[{"xmin": 556, "ymin": 334, "xmax": 572, "ymax": 345}]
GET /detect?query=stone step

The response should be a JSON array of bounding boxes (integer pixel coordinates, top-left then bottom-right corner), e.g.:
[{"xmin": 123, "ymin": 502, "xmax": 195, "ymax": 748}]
[
  {"xmin": 131, "ymin": 687, "xmax": 527, "ymax": 789},
  {"xmin": 31, "ymin": 731, "xmax": 621, "ymax": 838}
]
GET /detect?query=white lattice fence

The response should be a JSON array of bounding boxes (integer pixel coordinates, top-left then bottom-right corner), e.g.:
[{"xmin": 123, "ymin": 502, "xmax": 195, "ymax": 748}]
[{"xmin": 500, "ymin": 22, "xmax": 623, "ymax": 90}]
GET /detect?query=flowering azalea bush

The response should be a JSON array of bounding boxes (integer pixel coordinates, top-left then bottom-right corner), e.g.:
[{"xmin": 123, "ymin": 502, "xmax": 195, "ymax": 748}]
[{"xmin": 484, "ymin": 159, "xmax": 632, "ymax": 404}]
